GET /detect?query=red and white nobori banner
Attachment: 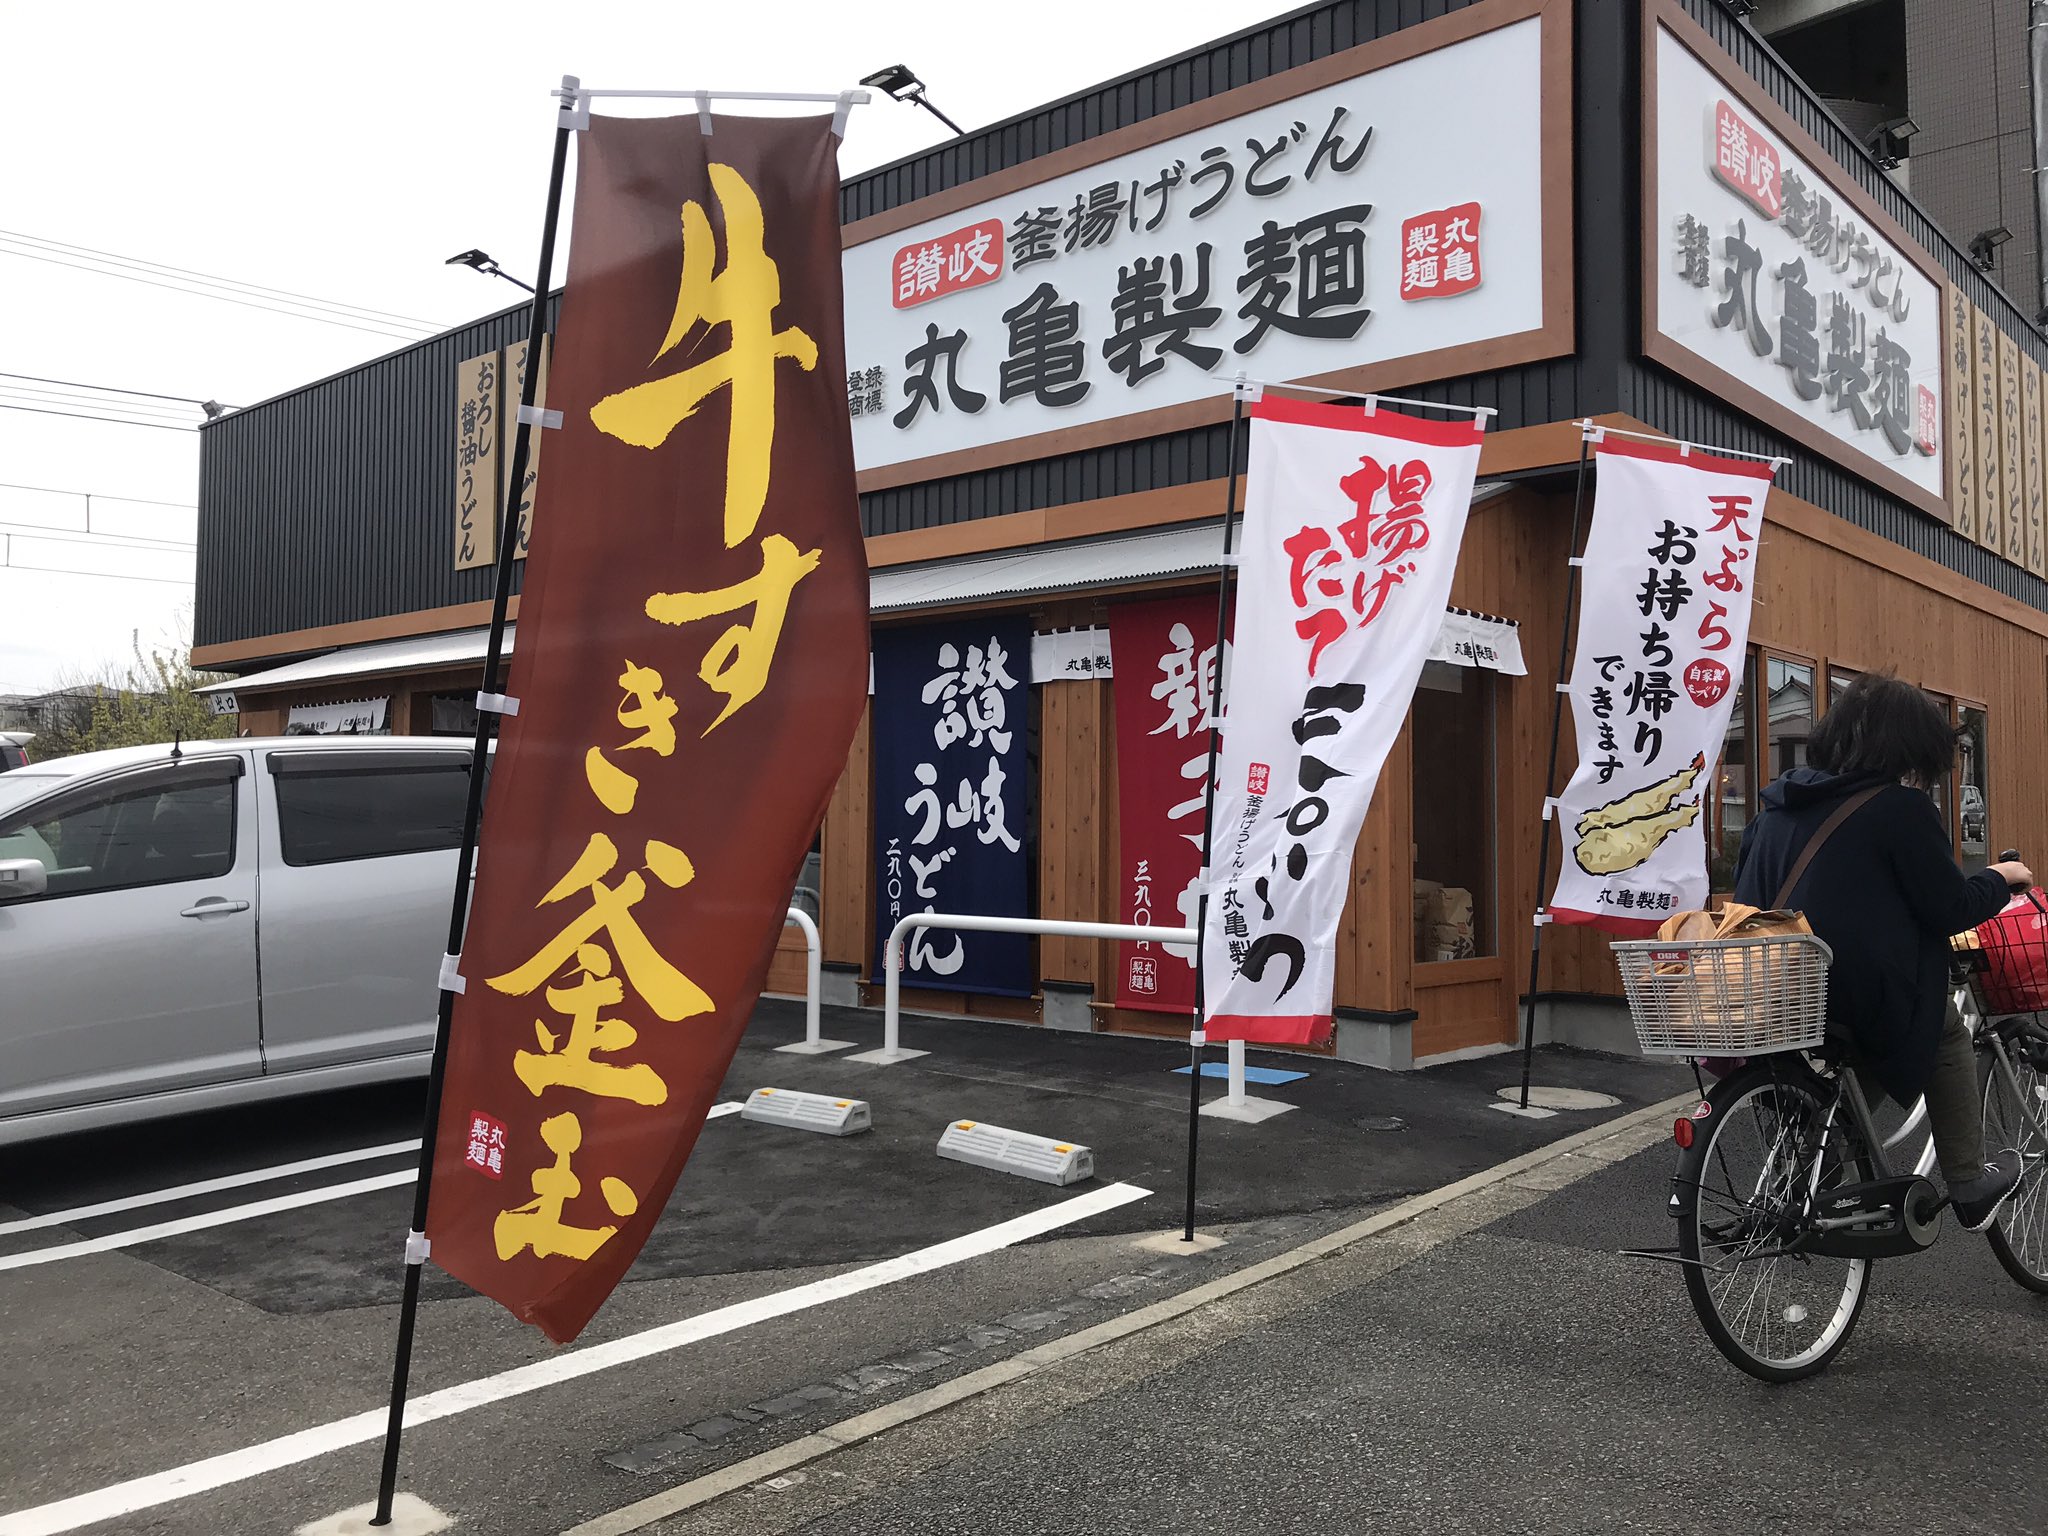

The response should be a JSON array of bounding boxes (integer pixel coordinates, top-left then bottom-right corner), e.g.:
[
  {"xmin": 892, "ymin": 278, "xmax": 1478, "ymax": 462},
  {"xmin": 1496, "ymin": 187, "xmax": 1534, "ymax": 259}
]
[
  {"xmin": 1108, "ymin": 594, "xmax": 1230, "ymax": 1015},
  {"xmin": 1204, "ymin": 396, "xmax": 1484, "ymax": 1045},
  {"xmin": 1548, "ymin": 438, "xmax": 1778, "ymax": 936}
]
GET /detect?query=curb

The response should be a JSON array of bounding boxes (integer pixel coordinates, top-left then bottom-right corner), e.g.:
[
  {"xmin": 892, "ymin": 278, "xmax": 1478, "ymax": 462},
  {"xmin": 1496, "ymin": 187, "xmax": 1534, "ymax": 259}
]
[{"xmin": 562, "ymin": 1088, "xmax": 1694, "ymax": 1536}]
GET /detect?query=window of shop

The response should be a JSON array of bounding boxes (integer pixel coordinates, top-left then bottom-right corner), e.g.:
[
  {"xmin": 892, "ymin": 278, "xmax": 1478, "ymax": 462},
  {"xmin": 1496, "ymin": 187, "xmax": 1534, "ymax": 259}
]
[
  {"xmin": 1958, "ymin": 702, "xmax": 1989, "ymax": 873},
  {"xmin": 1923, "ymin": 690, "xmax": 1953, "ymax": 836},
  {"xmin": 1762, "ymin": 656, "xmax": 1815, "ymax": 783},
  {"xmin": 1412, "ymin": 662, "xmax": 1495, "ymax": 962},
  {"xmin": 1708, "ymin": 654, "xmax": 1755, "ymax": 892}
]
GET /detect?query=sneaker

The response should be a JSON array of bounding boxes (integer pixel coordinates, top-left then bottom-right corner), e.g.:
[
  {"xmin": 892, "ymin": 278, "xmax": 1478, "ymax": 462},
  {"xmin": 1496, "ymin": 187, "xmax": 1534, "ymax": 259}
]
[{"xmin": 1951, "ymin": 1151, "xmax": 2025, "ymax": 1233}]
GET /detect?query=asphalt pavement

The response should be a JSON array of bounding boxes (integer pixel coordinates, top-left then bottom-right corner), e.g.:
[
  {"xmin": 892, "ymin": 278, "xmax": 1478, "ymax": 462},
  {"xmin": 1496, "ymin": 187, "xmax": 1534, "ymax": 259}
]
[
  {"xmin": 0, "ymin": 1000, "xmax": 1695, "ymax": 1535},
  {"xmin": 626, "ymin": 1101, "xmax": 2048, "ymax": 1536}
]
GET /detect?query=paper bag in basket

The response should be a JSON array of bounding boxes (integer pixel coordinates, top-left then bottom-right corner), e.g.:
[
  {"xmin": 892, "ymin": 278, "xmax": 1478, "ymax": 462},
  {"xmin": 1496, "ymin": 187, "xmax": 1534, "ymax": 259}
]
[{"xmin": 1653, "ymin": 906, "xmax": 1813, "ymax": 1068}]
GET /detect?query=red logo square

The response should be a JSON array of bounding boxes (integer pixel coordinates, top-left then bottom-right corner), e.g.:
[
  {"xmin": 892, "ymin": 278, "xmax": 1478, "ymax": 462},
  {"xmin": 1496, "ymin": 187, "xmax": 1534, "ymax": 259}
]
[
  {"xmin": 464, "ymin": 1111, "xmax": 506, "ymax": 1180},
  {"xmin": 1399, "ymin": 202, "xmax": 1483, "ymax": 301},
  {"xmin": 1709, "ymin": 100, "xmax": 1782, "ymax": 220},
  {"xmin": 1247, "ymin": 763, "xmax": 1272, "ymax": 795}
]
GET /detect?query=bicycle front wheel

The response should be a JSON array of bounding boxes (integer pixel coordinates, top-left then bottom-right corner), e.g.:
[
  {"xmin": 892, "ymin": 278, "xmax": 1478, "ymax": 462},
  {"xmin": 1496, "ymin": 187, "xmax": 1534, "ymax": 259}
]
[
  {"xmin": 1982, "ymin": 1043, "xmax": 2048, "ymax": 1293},
  {"xmin": 1677, "ymin": 1059, "xmax": 1874, "ymax": 1383}
]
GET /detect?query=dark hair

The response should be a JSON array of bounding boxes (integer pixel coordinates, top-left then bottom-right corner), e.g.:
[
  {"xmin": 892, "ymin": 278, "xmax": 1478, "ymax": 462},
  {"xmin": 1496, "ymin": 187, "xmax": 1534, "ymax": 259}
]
[{"xmin": 1808, "ymin": 672, "xmax": 1956, "ymax": 786}]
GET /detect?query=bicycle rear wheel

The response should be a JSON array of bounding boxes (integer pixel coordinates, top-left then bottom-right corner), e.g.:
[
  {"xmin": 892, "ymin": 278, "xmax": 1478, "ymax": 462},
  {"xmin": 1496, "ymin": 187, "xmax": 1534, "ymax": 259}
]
[
  {"xmin": 1677, "ymin": 1058, "xmax": 1873, "ymax": 1383},
  {"xmin": 1982, "ymin": 1044, "xmax": 2048, "ymax": 1293}
]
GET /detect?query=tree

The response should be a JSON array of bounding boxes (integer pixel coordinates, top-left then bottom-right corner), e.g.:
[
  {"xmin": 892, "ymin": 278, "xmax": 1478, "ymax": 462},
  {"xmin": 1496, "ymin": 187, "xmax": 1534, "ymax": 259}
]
[{"xmin": 37, "ymin": 642, "xmax": 235, "ymax": 760}]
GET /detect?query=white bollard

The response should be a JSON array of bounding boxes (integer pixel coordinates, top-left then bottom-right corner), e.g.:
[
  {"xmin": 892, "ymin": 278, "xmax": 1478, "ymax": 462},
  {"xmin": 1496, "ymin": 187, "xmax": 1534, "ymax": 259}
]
[
  {"xmin": 774, "ymin": 908, "xmax": 854, "ymax": 1055},
  {"xmin": 1227, "ymin": 1037, "xmax": 1249, "ymax": 1108}
]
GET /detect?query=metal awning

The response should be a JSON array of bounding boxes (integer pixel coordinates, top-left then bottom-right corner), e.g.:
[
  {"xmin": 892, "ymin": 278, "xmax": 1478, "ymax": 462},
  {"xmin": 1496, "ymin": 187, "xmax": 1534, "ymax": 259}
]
[{"xmin": 206, "ymin": 486, "xmax": 1512, "ymax": 696}]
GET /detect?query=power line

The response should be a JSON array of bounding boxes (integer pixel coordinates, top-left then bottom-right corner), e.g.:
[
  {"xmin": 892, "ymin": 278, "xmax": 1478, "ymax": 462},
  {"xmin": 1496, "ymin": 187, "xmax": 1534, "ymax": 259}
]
[
  {"xmin": 0, "ymin": 528, "xmax": 193, "ymax": 557},
  {"xmin": 0, "ymin": 243, "xmax": 435, "ymax": 342},
  {"xmin": 0, "ymin": 229, "xmax": 446, "ymax": 330},
  {"xmin": 0, "ymin": 401, "xmax": 195, "ymax": 433},
  {"xmin": 0, "ymin": 372, "xmax": 230, "ymax": 411},
  {"xmin": 0, "ymin": 481, "xmax": 194, "ymax": 509},
  {"xmin": 0, "ymin": 386, "xmax": 201, "ymax": 423},
  {"xmin": 0, "ymin": 559, "xmax": 193, "ymax": 586}
]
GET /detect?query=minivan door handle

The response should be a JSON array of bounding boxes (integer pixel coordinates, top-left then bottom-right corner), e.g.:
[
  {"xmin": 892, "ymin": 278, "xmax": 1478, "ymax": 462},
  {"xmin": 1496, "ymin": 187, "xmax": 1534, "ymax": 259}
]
[{"xmin": 181, "ymin": 898, "xmax": 251, "ymax": 918}]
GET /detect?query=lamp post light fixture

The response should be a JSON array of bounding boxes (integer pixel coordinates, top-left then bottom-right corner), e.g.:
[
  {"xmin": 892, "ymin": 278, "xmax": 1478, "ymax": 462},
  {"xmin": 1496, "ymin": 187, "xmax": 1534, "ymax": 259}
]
[
  {"xmin": 860, "ymin": 64, "xmax": 967, "ymax": 138},
  {"xmin": 444, "ymin": 248, "xmax": 536, "ymax": 294},
  {"xmin": 1865, "ymin": 115, "xmax": 1919, "ymax": 171},
  {"xmin": 1970, "ymin": 226, "xmax": 2014, "ymax": 271}
]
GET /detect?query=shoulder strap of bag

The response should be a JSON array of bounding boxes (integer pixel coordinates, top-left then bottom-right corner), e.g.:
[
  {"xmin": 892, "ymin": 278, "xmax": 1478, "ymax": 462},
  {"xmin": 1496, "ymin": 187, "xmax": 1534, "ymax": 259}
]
[{"xmin": 1772, "ymin": 786, "xmax": 1884, "ymax": 910}]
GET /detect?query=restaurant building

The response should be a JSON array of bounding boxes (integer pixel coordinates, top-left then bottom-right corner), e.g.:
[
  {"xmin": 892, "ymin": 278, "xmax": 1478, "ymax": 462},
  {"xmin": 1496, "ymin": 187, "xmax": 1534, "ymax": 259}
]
[{"xmin": 193, "ymin": 0, "xmax": 2048, "ymax": 1066}]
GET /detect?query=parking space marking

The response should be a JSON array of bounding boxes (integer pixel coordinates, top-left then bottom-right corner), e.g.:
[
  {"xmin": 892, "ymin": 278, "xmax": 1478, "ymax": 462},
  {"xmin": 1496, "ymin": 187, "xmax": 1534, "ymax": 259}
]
[
  {"xmin": 0, "ymin": 1106, "xmax": 748, "ymax": 1271},
  {"xmin": 0, "ymin": 1170, "xmax": 418, "ymax": 1272},
  {"xmin": 0, "ymin": 1140, "xmax": 423, "ymax": 1238},
  {"xmin": 0, "ymin": 1180, "xmax": 1152, "ymax": 1536}
]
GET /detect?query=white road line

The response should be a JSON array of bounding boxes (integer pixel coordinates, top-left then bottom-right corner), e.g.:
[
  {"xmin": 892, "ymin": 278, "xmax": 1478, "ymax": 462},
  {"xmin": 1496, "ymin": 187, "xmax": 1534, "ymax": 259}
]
[
  {"xmin": 0, "ymin": 1180, "xmax": 1152, "ymax": 1536},
  {"xmin": 0, "ymin": 1105, "xmax": 747, "ymax": 1270},
  {"xmin": 0, "ymin": 1170, "xmax": 419, "ymax": 1272},
  {"xmin": 0, "ymin": 1140, "xmax": 423, "ymax": 1237}
]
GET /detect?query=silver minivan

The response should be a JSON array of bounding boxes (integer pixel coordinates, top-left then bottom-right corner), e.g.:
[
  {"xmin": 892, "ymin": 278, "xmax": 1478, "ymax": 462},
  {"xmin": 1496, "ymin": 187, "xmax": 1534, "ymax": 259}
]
[{"xmin": 0, "ymin": 736, "xmax": 477, "ymax": 1144}]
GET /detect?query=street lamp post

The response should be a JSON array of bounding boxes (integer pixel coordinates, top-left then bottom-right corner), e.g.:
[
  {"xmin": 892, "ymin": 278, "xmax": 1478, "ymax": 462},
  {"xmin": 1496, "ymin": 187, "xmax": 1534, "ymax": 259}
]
[
  {"xmin": 860, "ymin": 64, "xmax": 967, "ymax": 137},
  {"xmin": 444, "ymin": 248, "xmax": 536, "ymax": 294}
]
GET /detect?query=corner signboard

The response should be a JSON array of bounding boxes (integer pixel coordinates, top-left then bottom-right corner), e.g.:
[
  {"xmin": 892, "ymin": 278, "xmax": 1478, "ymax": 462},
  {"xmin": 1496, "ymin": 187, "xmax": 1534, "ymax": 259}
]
[
  {"xmin": 1644, "ymin": 2, "xmax": 1946, "ymax": 520},
  {"xmin": 841, "ymin": 0, "xmax": 1572, "ymax": 486}
]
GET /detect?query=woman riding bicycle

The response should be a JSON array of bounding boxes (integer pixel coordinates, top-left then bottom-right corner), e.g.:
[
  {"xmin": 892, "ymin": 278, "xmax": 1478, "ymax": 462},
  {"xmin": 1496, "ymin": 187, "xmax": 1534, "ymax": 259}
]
[{"xmin": 1732, "ymin": 672, "xmax": 2026, "ymax": 1231}]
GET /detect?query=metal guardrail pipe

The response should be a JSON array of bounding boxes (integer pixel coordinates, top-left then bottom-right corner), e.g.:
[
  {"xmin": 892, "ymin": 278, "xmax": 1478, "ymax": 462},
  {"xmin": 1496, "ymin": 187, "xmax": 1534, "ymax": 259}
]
[
  {"xmin": 876, "ymin": 912, "xmax": 1198, "ymax": 1064},
  {"xmin": 782, "ymin": 907, "xmax": 825, "ymax": 1048}
]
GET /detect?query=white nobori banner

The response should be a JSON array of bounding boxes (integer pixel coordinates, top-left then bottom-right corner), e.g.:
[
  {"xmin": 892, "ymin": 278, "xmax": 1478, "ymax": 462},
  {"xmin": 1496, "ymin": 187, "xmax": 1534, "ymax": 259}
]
[
  {"xmin": 1549, "ymin": 439, "xmax": 1777, "ymax": 933},
  {"xmin": 1204, "ymin": 396, "xmax": 1483, "ymax": 1044}
]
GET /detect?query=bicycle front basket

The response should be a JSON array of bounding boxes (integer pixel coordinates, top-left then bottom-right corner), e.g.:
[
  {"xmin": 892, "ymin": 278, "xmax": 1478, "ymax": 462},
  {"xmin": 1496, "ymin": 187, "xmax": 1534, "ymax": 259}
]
[{"xmin": 1610, "ymin": 932, "xmax": 1834, "ymax": 1057}]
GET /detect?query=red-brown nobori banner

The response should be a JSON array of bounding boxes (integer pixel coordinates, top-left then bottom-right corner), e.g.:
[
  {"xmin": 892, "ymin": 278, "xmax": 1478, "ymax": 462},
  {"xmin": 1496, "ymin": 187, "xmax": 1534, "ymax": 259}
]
[{"xmin": 426, "ymin": 111, "xmax": 868, "ymax": 1343}]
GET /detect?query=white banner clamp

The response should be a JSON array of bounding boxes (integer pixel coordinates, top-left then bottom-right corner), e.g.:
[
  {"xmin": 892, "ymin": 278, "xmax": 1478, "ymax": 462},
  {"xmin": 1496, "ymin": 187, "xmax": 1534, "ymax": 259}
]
[
  {"xmin": 1554, "ymin": 682, "xmax": 1573, "ymax": 695},
  {"xmin": 1189, "ymin": 1030, "xmax": 1208, "ymax": 1047},
  {"xmin": 438, "ymin": 953, "xmax": 467, "ymax": 995},
  {"xmin": 557, "ymin": 75, "xmax": 589, "ymax": 131},
  {"xmin": 476, "ymin": 691, "xmax": 521, "ymax": 717},
  {"xmin": 1540, "ymin": 797, "xmax": 1562, "ymax": 822},
  {"xmin": 832, "ymin": 89, "xmax": 858, "ymax": 138},
  {"xmin": 1234, "ymin": 374, "xmax": 1263, "ymax": 403},
  {"xmin": 404, "ymin": 1229, "xmax": 431, "ymax": 1265},
  {"xmin": 695, "ymin": 90, "xmax": 714, "ymax": 135},
  {"xmin": 1532, "ymin": 911, "xmax": 1553, "ymax": 927},
  {"xmin": 1567, "ymin": 555, "xmax": 1586, "ymax": 568},
  {"xmin": 518, "ymin": 403, "xmax": 563, "ymax": 430}
]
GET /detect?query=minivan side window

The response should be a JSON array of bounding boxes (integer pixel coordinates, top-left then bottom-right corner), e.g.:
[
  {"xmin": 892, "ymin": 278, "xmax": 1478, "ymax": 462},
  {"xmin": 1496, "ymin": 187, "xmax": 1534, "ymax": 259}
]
[
  {"xmin": 0, "ymin": 762, "xmax": 239, "ymax": 898},
  {"xmin": 272, "ymin": 752, "xmax": 471, "ymax": 866}
]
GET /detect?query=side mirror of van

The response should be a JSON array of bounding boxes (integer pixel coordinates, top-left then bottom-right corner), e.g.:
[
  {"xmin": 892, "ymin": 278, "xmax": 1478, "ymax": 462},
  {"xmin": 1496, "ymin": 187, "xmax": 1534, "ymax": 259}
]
[{"xmin": 0, "ymin": 858, "xmax": 48, "ymax": 901}]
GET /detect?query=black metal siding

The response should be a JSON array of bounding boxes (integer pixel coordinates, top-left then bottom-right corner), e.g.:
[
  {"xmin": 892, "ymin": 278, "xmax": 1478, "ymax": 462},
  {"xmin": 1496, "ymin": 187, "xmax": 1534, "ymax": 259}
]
[{"xmin": 194, "ymin": 300, "xmax": 553, "ymax": 649}]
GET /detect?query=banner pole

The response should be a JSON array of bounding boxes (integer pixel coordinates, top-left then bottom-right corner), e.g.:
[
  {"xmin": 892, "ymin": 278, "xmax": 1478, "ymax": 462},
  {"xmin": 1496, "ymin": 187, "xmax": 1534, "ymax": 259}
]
[
  {"xmin": 368, "ymin": 84, "xmax": 577, "ymax": 1528},
  {"xmin": 1516, "ymin": 433, "xmax": 1593, "ymax": 1111},
  {"xmin": 1182, "ymin": 380, "xmax": 1246, "ymax": 1242}
]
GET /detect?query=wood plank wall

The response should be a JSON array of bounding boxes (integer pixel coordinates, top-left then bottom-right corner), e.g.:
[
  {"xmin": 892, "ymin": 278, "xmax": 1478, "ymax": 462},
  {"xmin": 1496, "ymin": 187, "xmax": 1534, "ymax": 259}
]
[{"xmin": 793, "ymin": 477, "xmax": 2048, "ymax": 1056}]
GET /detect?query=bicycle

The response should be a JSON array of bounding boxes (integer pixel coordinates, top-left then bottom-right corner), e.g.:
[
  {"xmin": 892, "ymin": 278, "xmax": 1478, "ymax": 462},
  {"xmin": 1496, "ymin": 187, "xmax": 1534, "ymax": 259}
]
[{"xmin": 1611, "ymin": 859, "xmax": 2048, "ymax": 1383}]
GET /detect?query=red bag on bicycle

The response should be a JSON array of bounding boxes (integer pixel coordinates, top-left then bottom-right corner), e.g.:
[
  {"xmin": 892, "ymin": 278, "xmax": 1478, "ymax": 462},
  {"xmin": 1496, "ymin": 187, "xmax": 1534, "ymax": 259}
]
[{"xmin": 1974, "ymin": 888, "xmax": 2048, "ymax": 1013}]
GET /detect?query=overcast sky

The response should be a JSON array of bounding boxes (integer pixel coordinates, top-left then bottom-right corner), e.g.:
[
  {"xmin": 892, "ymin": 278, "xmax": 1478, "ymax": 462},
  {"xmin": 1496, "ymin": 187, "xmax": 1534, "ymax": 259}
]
[{"xmin": 0, "ymin": 0, "xmax": 1311, "ymax": 695}]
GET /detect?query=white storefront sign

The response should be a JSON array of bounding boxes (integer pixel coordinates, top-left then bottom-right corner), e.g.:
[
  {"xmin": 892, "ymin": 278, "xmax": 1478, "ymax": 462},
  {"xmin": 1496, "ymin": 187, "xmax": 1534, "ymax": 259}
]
[
  {"xmin": 286, "ymin": 698, "xmax": 389, "ymax": 736},
  {"xmin": 1548, "ymin": 439, "xmax": 1776, "ymax": 933},
  {"xmin": 1203, "ymin": 397, "xmax": 1483, "ymax": 1045},
  {"xmin": 844, "ymin": 16, "xmax": 1548, "ymax": 474},
  {"xmin": 1649, "ymin": 21, "xmax": 1943, "ymax": 508}
]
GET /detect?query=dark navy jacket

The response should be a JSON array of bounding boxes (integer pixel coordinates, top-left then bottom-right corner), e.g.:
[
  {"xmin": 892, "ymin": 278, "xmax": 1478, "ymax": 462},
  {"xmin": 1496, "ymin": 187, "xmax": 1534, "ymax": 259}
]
[{"xmin": 1732, "ymin": 767, "xmax": 2009, "ymax": 1103}]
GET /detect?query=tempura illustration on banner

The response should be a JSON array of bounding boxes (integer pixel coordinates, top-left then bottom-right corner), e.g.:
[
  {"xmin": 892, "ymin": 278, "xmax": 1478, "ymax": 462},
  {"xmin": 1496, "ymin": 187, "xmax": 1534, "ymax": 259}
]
[{"xmin": 1571, "ymin": 752, "xmax": 1707, "ymax": 876}]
